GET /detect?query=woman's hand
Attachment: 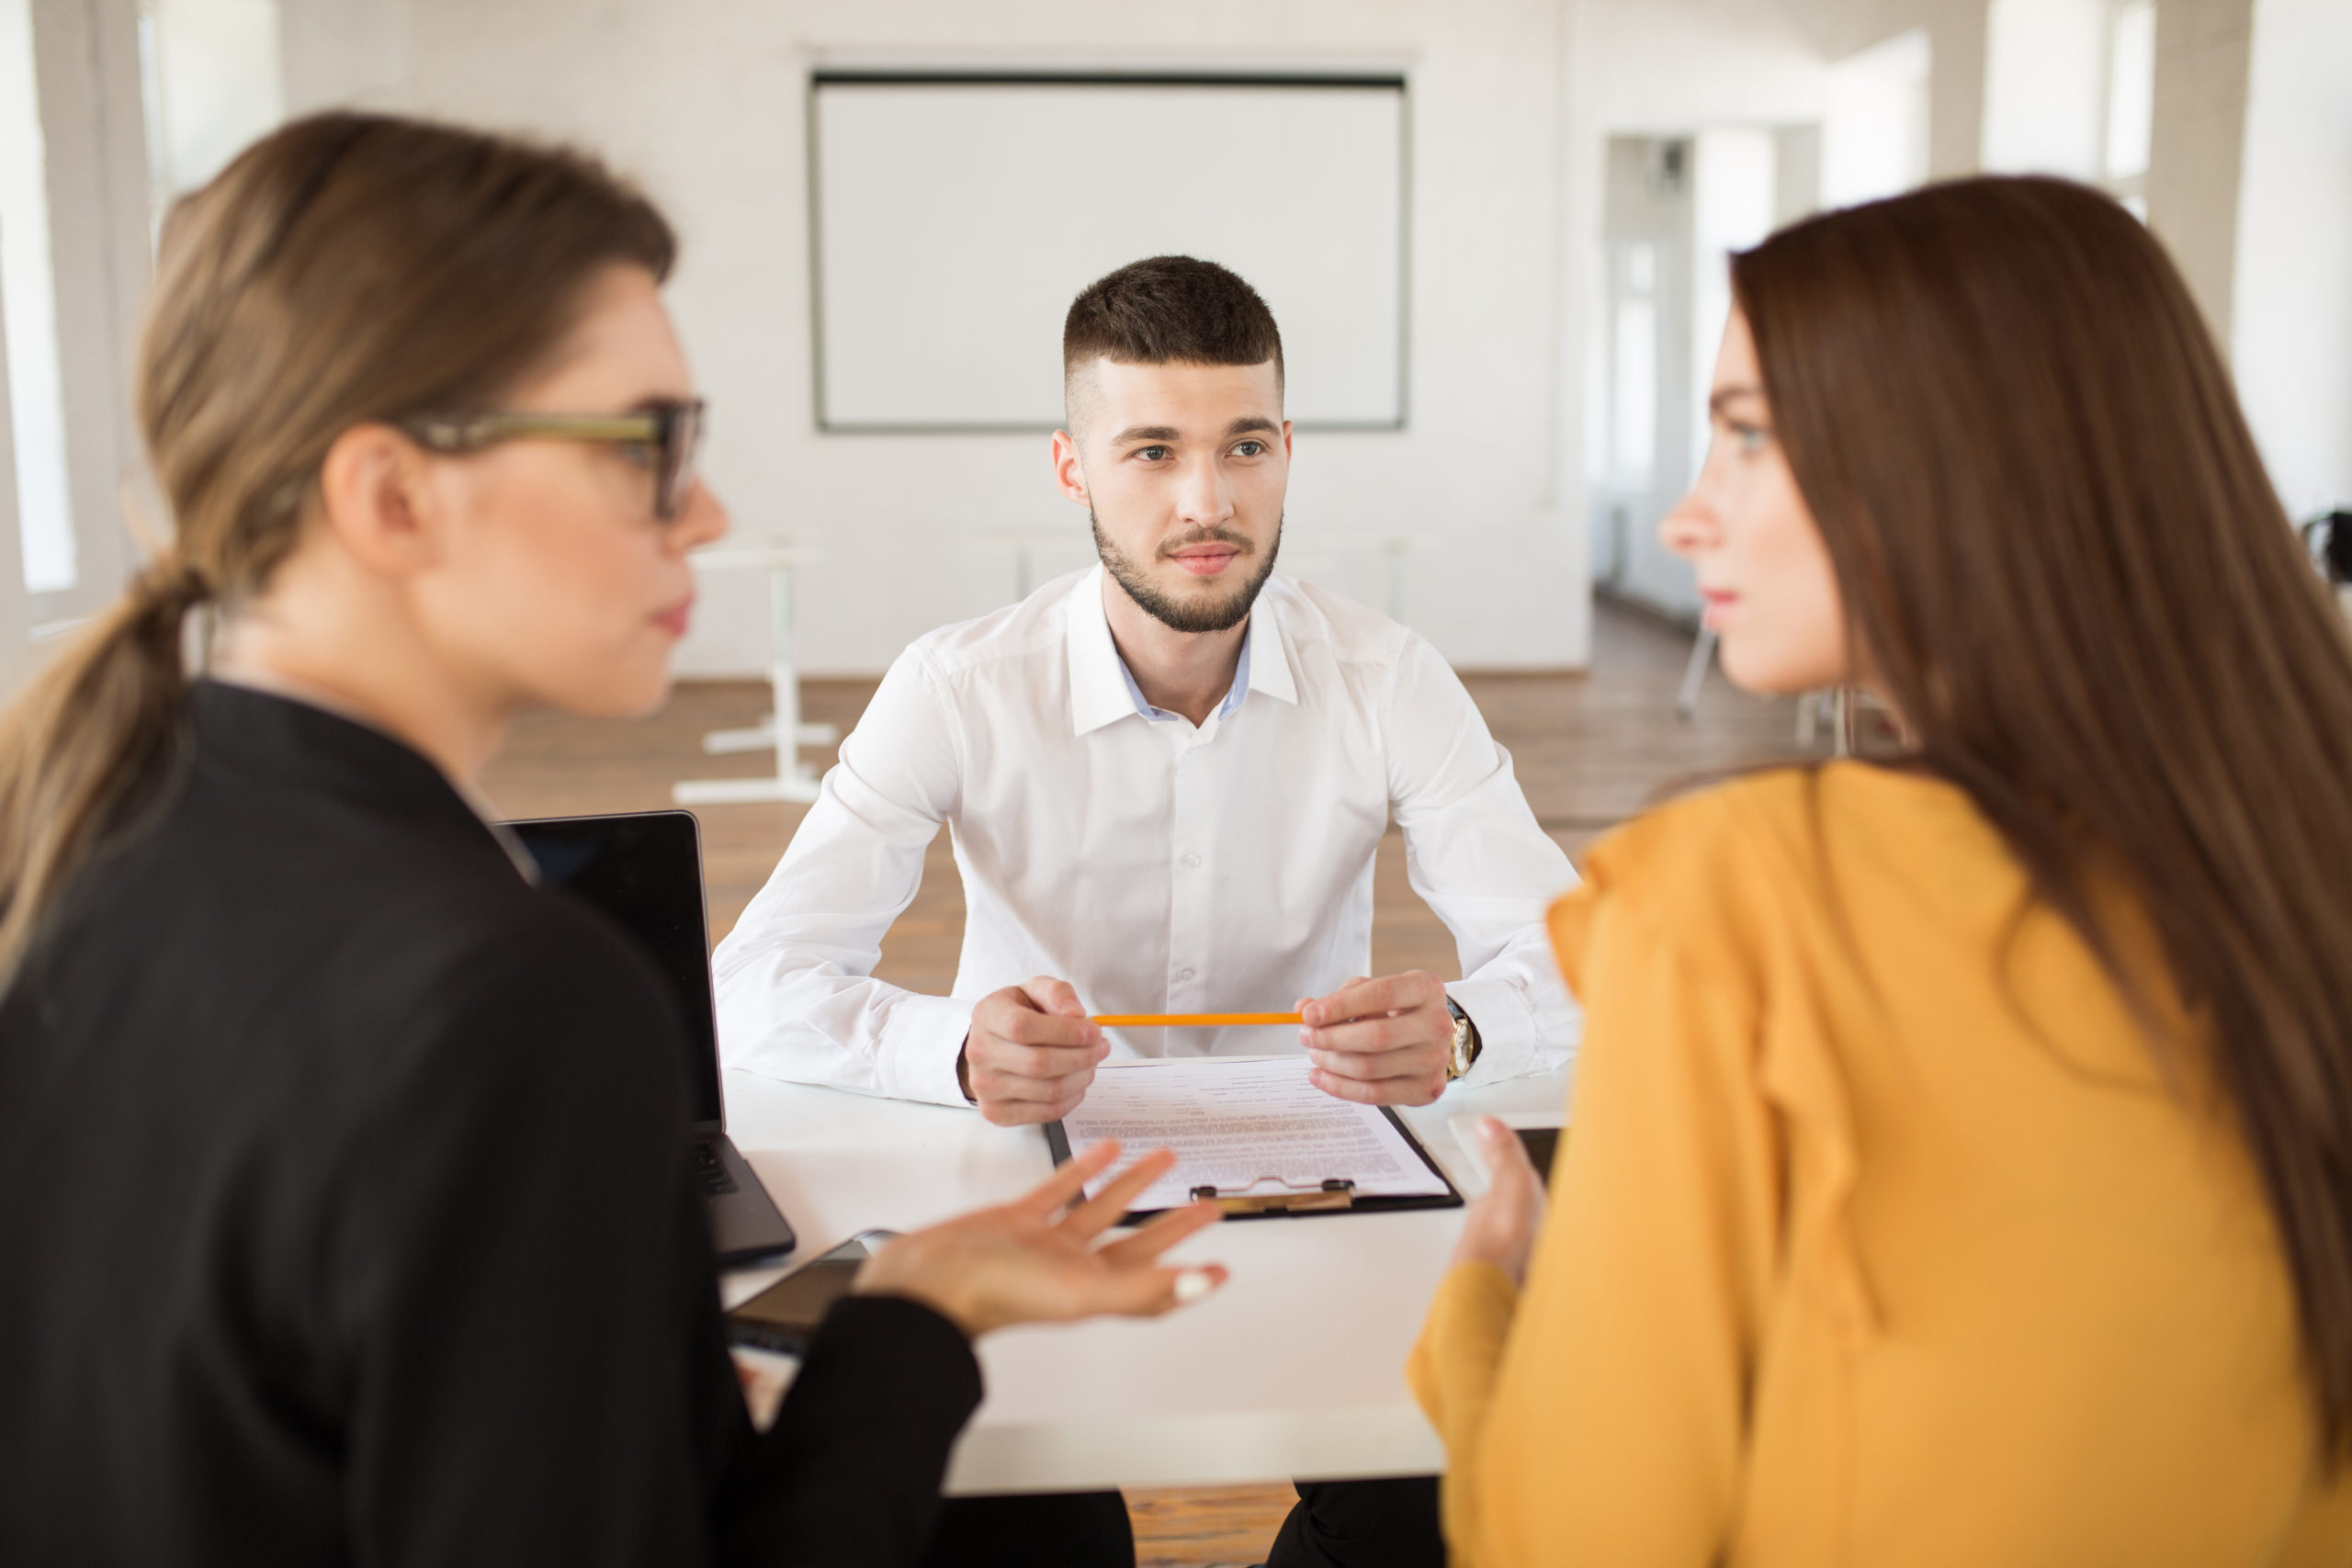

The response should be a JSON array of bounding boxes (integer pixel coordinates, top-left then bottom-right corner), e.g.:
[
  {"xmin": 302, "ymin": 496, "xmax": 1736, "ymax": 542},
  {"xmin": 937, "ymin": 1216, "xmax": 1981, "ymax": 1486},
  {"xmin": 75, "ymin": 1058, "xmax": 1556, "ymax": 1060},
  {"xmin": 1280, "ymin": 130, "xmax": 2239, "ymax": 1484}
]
[
  {"xmin": 1451, "ymin": 1118, "xmax": 1547, "ymax": 1286},
  {"xmin": 851, "ymin": 1142, "xmax": 1227, "ymax": 1337}
]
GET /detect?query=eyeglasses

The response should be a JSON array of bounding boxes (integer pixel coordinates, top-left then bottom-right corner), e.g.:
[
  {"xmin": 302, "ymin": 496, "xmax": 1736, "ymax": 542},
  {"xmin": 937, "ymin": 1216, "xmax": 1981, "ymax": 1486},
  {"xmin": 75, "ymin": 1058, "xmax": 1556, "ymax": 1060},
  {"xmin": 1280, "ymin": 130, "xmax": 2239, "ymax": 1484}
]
[{"xmin": 401, "ymin": 398, "xmax": 707, "ymax": 521}]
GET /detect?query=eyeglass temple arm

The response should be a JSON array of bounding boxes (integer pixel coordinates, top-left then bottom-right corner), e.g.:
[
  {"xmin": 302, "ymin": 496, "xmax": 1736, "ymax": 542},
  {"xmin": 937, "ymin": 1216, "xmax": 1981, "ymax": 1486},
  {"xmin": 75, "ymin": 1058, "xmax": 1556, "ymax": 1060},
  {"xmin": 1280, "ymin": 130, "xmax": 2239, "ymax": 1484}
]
[{"xmin": 405, "ymin": 411, "xmax": 669, "ymax": 450}]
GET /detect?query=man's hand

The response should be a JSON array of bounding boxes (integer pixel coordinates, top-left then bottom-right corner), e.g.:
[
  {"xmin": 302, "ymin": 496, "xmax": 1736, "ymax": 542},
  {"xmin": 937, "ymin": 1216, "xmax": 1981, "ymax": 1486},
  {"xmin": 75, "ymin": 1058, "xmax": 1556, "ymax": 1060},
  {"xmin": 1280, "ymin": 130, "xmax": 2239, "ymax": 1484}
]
[
  {"xmin": 959, "ymin": 977, "xmax": 1106, "ymax": 1125},
  {"xmin": 1295, "ymin": 970, "xmax": 1454, "ymax": 1107}
]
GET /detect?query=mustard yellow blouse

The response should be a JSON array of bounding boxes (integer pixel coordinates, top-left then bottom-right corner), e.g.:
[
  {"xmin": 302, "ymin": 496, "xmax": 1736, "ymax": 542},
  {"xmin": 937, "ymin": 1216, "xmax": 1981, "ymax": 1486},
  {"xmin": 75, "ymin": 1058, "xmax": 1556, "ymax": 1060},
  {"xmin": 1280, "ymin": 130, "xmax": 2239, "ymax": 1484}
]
[{"xmin": 1408, "ymin": 762, "xmax": 2352, "ymax": 1566}]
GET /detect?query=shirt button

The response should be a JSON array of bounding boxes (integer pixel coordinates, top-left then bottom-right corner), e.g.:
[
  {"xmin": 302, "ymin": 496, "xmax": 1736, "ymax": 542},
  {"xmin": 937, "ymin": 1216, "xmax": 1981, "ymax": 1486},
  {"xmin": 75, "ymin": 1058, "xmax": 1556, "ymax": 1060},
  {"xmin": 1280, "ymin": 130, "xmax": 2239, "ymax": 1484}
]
[
  {"xmin": 1176, "ymin": 967, "xmax": 1196, "ymax": 982},
  {"xmin": 1182, "ymin": 852, "xmax": 1203, "ymax": 869}
]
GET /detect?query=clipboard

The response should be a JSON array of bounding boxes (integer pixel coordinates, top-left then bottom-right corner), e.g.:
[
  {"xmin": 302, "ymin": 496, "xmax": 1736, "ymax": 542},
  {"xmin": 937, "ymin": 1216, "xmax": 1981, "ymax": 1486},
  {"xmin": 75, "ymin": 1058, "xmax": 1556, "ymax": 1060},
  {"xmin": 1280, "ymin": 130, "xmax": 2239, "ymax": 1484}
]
[{"xmin": 1043, "ymin": 1102, "xmax": 1464, "ymax": 1223}]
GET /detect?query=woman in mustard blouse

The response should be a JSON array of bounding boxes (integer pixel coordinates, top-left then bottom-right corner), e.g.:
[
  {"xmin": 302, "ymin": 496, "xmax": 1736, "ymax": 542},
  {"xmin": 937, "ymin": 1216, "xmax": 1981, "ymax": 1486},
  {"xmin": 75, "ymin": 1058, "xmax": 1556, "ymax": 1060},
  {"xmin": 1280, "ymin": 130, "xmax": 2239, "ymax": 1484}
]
[{"xmin": 1410, "ymin": 176, "xmax": 2352, "ymax": 1565}]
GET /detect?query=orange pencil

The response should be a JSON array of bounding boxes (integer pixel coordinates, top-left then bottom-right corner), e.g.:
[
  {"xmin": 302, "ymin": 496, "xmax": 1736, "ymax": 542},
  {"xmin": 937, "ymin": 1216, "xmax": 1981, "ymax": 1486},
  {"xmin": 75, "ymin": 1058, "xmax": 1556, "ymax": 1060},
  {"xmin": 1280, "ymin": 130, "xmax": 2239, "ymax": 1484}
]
[{"xmin": 1090, "ymin": 1011, "xmax": 1304, "ymax": 1027}]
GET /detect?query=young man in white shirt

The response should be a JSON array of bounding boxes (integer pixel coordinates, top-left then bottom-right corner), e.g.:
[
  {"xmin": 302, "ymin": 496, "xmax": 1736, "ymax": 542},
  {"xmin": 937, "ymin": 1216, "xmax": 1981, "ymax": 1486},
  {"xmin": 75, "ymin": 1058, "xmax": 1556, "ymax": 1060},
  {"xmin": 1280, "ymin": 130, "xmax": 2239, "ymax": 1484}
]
[
  {"xmin": 720, "ymin": 259, "xmax": 1574, "ymax": 1567},
  {"xmin": 717, "ymin": 258, "xmax": 1579, "ymax": 1134}
]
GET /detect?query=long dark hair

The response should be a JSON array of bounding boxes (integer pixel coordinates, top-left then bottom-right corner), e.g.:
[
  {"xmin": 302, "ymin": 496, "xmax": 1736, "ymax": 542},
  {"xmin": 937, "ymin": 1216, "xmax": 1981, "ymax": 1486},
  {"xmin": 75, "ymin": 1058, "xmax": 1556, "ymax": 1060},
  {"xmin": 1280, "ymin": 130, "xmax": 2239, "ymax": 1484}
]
[
  {"xmin": 1735, "ymin": 175, "xmax": 2352, "ymax": 1457},
  {"xmin": 0, "ymin": 112, "xmax": 674, "ymax": 994}
]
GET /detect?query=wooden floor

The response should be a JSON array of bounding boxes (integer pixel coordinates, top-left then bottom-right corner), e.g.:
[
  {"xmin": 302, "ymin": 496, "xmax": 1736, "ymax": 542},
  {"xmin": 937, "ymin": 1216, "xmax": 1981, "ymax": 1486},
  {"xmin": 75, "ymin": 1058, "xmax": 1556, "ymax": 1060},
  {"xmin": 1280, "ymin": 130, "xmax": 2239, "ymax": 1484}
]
[{"xmin": 478, "ymin": 595, "xmax": 1823, "ymax": 1568}]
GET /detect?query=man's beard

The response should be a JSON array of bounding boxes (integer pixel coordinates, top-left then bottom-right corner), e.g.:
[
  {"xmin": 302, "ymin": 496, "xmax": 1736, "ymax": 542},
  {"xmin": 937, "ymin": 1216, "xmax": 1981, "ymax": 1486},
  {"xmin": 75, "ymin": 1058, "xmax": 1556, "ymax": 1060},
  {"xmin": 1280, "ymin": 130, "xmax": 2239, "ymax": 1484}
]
[{"xmin": 1091, "ymin": 511, "xmax": 1283, "ymax": 634}]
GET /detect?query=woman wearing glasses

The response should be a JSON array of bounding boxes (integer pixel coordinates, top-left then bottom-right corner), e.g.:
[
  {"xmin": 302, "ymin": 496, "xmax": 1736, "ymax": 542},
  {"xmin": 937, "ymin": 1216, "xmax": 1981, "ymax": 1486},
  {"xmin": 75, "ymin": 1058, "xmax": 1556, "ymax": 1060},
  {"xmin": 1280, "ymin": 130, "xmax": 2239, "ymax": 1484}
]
[
  {"xmin": 0, "ymin": 113, "xmax": 1221, "ymax": 1566},
  {"xmin": 1413, "ymin": 177, "xmax": 2352, "ymax": 1563}
]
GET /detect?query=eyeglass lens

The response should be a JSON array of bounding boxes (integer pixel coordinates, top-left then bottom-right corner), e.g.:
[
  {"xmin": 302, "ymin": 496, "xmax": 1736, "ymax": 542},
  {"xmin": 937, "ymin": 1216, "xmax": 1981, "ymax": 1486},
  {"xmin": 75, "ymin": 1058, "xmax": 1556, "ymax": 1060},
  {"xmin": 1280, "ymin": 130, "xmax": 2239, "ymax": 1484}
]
[{"xmin": 661, "ymin": 402, "xmax": 706, "ymax": 521}]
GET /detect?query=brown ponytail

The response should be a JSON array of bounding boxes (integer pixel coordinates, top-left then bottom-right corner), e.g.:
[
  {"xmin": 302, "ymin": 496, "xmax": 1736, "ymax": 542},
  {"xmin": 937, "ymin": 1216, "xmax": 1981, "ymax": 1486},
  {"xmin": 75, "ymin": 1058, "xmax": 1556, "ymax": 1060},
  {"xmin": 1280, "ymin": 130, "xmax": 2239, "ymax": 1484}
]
[
  {"xmin": 1733, "ymin": 176, "xmax": 2352, "ymax": 1459},
  {"xmin": 0, "ymin": 112, "xmax": 674, "ymax": 993}
]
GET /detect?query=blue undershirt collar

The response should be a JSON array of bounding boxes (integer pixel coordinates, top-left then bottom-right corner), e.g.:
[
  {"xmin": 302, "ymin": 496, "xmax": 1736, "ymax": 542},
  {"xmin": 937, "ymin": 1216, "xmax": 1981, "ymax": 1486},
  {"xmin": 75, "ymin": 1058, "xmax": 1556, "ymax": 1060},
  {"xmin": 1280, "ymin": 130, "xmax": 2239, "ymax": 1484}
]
[{"xmin": 1114, "ymin": 617, "xmax": 1253, "ymax": 725}]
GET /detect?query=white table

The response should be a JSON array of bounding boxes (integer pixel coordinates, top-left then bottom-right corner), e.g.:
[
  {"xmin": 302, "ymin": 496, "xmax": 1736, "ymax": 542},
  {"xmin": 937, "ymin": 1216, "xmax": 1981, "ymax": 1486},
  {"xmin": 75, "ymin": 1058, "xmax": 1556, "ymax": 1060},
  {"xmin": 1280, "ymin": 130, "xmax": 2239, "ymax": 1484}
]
[
  {"xmin": 717, "ymin": 1061, "xmax": 1572, "ymax": 1495},
  {"xmin": 976, "ymin": 532, "xmax": 1088, "ymax": 603},
  {"xmin": 674, "ymin": 546, "xmax": 834, "ymax": 807}
]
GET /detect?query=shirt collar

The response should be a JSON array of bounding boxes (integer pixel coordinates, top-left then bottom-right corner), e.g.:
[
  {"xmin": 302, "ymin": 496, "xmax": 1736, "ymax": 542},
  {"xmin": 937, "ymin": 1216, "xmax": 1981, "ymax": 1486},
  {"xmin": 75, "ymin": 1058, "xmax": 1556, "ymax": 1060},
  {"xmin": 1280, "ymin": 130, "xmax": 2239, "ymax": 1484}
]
[
  {"xmin": 188, "ymin": 679, "xmax": 533, "ymax": 880},
  {"xmin": 204, "ymin": 672, "xmax": 541, "ymax": 883},
  {"xmin": 1066, "ymin": 563, "xmax": 1299, "ymax": 737}
]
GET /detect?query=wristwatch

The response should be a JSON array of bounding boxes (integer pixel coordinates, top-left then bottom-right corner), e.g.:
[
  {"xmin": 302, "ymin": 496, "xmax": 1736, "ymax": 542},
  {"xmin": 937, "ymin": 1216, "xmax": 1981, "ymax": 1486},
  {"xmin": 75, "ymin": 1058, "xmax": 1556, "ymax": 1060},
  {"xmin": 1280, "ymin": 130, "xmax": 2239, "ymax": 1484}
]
[{"xmin": 1444, "ymin": 997, "xmax": 1482, "ymax": 1081}]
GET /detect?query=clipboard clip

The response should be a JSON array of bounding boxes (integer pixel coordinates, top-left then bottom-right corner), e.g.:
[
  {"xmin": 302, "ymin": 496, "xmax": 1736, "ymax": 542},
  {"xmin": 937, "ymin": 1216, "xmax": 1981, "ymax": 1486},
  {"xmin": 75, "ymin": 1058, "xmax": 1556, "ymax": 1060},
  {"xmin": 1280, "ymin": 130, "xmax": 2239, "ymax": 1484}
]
[{"xmin": 1189, "ymin": 1177, "xmax": 1356, "ymax": 1214}]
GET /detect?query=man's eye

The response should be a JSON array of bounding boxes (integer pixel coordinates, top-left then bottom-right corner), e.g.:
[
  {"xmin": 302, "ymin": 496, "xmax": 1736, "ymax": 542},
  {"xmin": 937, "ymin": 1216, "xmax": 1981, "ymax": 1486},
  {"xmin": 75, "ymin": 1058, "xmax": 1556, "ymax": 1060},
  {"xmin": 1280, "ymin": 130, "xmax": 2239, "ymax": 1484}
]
[
  {"xmin": 1232, "ymin": 440, "xmax": 1265, "ymax": 457},
  {"xmin": 1134, "ymin": 446, "xmax": 1170, "ymax": 462},
  {"xmin": 616, "ymin": 442, "xmax": 659, "ymax": 469}
]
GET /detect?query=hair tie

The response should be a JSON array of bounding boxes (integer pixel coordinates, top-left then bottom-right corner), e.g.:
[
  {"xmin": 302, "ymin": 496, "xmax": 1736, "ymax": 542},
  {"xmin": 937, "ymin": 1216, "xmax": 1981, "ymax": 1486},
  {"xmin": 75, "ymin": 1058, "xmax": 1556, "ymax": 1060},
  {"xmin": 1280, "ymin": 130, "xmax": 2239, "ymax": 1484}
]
[{"xmin": 135, "ymin": 558, "xmax": 214, "ymax": 616}]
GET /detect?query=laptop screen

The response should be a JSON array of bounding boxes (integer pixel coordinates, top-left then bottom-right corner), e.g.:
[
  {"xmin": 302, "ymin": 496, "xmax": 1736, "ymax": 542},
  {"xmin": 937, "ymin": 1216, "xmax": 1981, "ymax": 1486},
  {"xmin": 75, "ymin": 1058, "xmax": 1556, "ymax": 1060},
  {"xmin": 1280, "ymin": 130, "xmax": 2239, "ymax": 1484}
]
[{"xmin": 506, "ymin": 811, "xmax": 726, "ymax": 1126}]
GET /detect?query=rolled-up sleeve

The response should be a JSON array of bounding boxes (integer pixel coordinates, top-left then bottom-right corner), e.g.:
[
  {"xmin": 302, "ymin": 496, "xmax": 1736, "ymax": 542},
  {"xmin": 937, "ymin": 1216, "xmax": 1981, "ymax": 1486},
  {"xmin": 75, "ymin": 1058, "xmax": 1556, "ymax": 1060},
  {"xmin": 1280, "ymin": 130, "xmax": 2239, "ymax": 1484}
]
[{"xmin": 712, "ymin": 651, "xmax": 975, "ymax": 1107}]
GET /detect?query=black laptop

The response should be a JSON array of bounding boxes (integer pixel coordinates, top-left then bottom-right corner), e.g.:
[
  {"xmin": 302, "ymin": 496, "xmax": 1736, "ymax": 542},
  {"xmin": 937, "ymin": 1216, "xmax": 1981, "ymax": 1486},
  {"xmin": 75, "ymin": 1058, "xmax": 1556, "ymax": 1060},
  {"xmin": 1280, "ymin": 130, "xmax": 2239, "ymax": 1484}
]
[{"xmin": 505, "ymin": 809, "xmax": 797, "ymax": 1269}]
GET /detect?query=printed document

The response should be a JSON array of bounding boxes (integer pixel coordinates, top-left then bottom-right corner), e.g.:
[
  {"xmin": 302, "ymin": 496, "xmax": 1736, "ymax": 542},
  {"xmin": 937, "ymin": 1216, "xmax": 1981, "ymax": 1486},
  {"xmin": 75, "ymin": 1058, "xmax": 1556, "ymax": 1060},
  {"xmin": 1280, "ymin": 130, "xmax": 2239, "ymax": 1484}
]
[{"xmin": 1061, "ymin": 1056, "xmax": 1450, "ymax": 1212}]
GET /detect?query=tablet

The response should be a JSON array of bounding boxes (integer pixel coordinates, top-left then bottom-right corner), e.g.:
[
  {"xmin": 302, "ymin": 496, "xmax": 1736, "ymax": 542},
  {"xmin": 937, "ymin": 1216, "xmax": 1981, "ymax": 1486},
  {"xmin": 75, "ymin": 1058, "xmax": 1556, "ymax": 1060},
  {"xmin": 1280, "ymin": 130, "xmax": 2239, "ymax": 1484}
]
[{"xmin": 1447, "ymin": 1112, "xmax": 1566, "ymax": 1190}]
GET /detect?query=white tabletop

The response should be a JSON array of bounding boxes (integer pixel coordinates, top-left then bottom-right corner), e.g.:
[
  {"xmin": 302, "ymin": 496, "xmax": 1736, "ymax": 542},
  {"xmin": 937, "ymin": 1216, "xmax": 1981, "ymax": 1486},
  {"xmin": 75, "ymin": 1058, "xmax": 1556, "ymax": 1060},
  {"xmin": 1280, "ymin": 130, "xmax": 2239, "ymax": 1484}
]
[
  {"xmin": 687, "ymin": 546, "xmax": 825, "ymax": 572},
  {"xmin": 718, "ymin": 1061, "xmax": 1573, "ymax": 1495}
]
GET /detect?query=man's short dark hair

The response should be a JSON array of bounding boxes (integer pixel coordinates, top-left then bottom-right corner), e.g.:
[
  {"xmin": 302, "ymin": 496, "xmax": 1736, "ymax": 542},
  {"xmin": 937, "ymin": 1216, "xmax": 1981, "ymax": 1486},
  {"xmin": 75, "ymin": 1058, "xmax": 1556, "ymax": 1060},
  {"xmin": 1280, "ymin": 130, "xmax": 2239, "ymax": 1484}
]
[{"xmin": 1062, "ymin": 256, "xmax": 1284, "ymax": 391}]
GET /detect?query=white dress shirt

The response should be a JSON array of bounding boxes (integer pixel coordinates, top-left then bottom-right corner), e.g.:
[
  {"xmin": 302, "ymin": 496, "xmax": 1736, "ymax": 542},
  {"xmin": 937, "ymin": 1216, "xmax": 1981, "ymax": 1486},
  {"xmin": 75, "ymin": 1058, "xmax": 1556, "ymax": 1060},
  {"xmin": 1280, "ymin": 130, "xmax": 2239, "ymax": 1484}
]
[{"xmin": 714, "ymin": 566, "xmax": 1582, "ymax": 1107}]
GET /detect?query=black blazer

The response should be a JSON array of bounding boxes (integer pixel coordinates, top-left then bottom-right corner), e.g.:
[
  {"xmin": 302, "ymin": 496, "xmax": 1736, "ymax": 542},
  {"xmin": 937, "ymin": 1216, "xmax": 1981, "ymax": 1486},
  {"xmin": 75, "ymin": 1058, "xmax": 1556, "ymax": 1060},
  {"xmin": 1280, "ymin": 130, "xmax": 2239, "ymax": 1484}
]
[{"xmin": 0, "ymin": 682, "xmax": 981, "ymax": 1566}]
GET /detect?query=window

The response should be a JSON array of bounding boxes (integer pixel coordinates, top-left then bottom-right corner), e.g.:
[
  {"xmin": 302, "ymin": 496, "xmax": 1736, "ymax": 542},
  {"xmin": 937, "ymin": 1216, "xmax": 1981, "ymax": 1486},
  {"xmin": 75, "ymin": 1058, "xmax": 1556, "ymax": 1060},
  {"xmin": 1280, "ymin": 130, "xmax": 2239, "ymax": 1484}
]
[
  {"xmin": 2104, "ymin": 0, "xmax": 2156, "ymax": 214},
  {"xmin": 0, "ymin": 0, "xmax": 76, "ymax": 593},
  {"xmin": 1690, "ymin": 129, "xmax": 1776, "ymax": 483},
  {"xmin": 1982, "ymin": 0, "xmax": 2106, "ymax": 179},
  {"xmin": 1611, "ymin": 243, "xmax": 1658, "ymax": 484},
  {"xmin": 1976, "ymin": 0, "xmax": 2154, "ymax": 214},
  {"xmin": 139, "ymin": 0, "xmax": 284, "ymax": 211}
]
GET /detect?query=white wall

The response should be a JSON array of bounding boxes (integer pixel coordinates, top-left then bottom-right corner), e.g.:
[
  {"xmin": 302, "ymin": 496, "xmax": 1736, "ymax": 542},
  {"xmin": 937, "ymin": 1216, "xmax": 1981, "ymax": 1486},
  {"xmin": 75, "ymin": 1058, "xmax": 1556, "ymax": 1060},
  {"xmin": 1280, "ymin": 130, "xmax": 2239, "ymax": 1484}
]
[
  {"xmin": 1576, "ymin": 0, "xmax": 1830, "ymax": 133},
  {"xmin": 2146, "ymin": 0, "xmax": 2256, "ymax": 339},
  {"xmin": 284, "ymin": 0, "xmax": 1589, "ymax": 675},
  {"xmin": 2232, "ymin": 0, "xmax": 2352, "ymax": 522},
  {"xmin": 1820, "ymin": 26, "xmax": 1930, "ymax": 206},
  {"xmin": 1799, "ymin": 0, "xmax": 1988, "ymax": 180}
]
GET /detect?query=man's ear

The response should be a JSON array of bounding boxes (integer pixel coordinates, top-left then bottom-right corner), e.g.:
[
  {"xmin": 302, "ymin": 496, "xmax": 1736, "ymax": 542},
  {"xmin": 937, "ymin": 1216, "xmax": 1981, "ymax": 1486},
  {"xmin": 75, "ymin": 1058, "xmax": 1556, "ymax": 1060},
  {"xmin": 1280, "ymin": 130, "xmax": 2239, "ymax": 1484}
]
[
  {"xmin": 316, "ymin": 423, "xmax": 443, "ymax": 577},
  {"xmin": 1049, "ymin": 427, "xmax": 1091, "ymax": 508}
]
